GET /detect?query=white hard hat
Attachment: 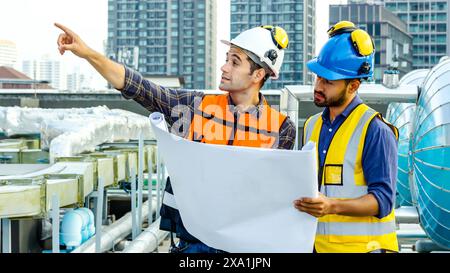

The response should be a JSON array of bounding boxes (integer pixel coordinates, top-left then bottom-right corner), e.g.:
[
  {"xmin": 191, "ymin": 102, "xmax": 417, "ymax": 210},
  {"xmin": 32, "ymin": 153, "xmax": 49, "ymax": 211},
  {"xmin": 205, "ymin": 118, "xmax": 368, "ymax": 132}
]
[{"xmin": 221, "ymin": 26, "xmax": 289, "ymax": 80}]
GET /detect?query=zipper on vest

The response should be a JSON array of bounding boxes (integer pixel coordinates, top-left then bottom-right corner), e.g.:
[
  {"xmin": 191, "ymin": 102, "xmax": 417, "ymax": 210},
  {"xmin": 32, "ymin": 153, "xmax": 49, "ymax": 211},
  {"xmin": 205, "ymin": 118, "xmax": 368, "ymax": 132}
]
[{"xmin": 227, "ymin": 112, "xmax": 238, "ymax": 146}]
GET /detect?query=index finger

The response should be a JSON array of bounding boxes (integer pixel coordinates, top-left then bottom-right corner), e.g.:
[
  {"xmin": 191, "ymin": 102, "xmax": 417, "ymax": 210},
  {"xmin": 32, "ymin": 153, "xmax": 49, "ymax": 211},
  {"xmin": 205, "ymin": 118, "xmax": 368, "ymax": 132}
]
[
  {"xmin": 54, "ymin": 22, "xmax": 75, "ymax": 36},
  {"xmin": 301, "ymin": 197, "xmax": 321, "ymax": 204}
]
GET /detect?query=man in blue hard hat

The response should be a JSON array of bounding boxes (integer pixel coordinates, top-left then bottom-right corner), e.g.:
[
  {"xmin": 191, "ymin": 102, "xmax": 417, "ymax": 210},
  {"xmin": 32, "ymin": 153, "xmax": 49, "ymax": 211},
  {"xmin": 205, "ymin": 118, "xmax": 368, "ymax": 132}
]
[{"xmin": 293, "ymin": 21, "xmax": 400, "ymax": 253}]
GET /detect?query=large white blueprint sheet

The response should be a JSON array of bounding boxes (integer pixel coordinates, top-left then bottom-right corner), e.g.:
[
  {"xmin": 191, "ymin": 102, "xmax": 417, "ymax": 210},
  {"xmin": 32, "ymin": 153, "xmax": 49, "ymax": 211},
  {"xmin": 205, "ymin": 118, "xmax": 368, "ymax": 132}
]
[{"xmin": 150, "ymin": 112, "xmax": 318, "ymax": 253}]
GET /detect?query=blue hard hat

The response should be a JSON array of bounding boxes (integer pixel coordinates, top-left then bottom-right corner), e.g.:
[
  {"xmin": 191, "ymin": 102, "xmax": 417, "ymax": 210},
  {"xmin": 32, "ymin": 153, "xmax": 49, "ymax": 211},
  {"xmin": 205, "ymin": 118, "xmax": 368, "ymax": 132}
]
[{"xmin": 307, "ymin": 32, "xmax": 375, "ymax": 80}]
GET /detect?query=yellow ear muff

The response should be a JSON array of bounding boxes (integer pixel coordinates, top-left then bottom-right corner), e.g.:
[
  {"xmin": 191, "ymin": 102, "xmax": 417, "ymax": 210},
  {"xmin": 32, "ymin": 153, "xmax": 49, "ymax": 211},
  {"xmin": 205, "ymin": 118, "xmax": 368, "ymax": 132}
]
[
  {"xmin": 327, "ymin": 21, "xmax": 356, "ymax": 37},
  {"xmin": 273, "ymin": 27, "xmax": 289, "ymax": 49},
  {"xmin": 351, "ymin": 29, "xmax": 375, "ymax": 56},
  {"xmin": 260, "ymin": 25, "xmax": 289, "ymax": 49}
]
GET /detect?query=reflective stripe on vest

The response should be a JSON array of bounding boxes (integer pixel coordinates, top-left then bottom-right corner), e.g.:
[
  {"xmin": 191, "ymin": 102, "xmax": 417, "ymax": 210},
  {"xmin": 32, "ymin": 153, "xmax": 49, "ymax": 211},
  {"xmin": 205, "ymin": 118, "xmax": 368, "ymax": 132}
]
[
  {"xmin": 317, "ymin": 220, "xmax": 397, "ymax": 236},
  {"xmin": 304, "ymin": 103, "xmax": 399, "ymax": 253}
]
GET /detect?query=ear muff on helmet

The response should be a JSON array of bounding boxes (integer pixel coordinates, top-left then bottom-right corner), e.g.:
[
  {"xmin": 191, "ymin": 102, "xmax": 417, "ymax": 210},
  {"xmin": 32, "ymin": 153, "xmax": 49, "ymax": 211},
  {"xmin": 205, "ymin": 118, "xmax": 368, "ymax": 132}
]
[
  {"xmin": 261, "ymin": 25, "xmax": 289, "ymax": 50},
  {"xmin": 327, "ymin": 21, "xmax": 356, "ymax": 37},
  {"xmin": 351, "ymin": 29, "xmax": 375, "ymax": 57}
]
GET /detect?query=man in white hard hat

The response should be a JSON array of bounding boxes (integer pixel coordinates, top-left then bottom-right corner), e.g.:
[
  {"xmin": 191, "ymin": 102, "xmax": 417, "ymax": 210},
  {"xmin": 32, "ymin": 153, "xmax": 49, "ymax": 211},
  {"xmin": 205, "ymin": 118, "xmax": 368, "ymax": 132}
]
[{"xmin": 55, "ymin": 23, "xmax": 295, "ymax": 253}]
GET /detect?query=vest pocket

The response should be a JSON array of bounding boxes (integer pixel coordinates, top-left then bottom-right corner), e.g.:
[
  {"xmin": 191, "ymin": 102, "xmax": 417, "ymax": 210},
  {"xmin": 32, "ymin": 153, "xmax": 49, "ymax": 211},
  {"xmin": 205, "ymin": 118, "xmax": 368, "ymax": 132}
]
[{"xmin": 324, "ymin": 164, "xmax": 343, "ymax": 186}]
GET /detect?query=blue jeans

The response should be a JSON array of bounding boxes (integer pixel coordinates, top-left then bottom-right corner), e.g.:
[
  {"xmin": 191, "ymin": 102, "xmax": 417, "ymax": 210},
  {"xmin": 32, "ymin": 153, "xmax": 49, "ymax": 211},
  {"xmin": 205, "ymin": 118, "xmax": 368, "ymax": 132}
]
[{"xmin": 170, "ymin": 239, "xmax": 226, "ymax": 253}]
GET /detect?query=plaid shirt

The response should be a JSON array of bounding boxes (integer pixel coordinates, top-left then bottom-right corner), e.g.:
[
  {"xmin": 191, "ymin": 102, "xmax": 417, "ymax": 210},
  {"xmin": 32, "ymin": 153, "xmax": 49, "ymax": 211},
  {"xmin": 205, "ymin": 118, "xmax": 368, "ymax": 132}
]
[{"xmin": 120, "ymin": 66, "xmax": 296, "ymax": 150}]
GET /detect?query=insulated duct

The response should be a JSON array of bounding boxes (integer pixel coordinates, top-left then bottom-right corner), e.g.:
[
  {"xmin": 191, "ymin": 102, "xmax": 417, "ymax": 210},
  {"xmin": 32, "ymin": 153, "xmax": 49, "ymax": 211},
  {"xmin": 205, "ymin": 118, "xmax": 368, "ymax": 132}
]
[
  {"xmin": 386, "ymin": 69, "xmax": 429, "ymax": 207},
  {"xmin": 399, "ymin": 69, "xmax": 430, "ymax": 86},
  {"xmin": 412, "ymin": 58, "xmax": 450, "ymax": 250},
  {"xmin": 386, "ymin": 103, "xmax": 416, "ymax": 207}
]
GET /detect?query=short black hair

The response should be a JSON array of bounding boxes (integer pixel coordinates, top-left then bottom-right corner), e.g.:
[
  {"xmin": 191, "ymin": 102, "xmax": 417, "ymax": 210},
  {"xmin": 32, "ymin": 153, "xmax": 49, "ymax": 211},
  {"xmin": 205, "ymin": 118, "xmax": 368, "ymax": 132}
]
[
  {"xmin": 247, "ymin": 56, "xmax": 269, "ymax": 88},
  {"xmin": 345, "ymin": 78, "xmax": 362, "ymax": 85}
]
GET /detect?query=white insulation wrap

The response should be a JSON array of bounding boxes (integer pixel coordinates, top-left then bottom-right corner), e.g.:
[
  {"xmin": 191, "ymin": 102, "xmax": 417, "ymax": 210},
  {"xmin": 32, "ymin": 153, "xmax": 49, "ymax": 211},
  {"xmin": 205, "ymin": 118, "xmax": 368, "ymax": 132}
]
[{"xmin": 0, "ymin": 106, "xmax": 155, "ymax": 161}]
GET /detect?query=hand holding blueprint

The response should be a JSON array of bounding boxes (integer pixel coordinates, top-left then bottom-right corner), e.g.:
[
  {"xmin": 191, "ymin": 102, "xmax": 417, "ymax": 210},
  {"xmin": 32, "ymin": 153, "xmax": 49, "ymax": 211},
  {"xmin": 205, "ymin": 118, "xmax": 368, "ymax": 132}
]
[{"xmin": 150, "ymin": 112, "xmax": 318, "ymax": 253}]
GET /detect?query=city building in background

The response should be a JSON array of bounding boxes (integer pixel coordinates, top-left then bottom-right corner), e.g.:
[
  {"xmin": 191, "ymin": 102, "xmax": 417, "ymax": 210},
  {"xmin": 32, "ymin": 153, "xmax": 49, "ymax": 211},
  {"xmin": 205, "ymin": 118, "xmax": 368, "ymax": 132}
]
[
  {"xmin": 0, "ymin": 39, "xmax": 18, "ymax": 68},
  {"xmin": 66, "ymin": 72, "xmax": 86, "ymax": 92},
  {"xmin": 22, "ymin": 56, "xmax": 66, "ymax": 90},
  {"xmin": 349, "ymin": 0, "xmax": 384, "ymax": 4},
  {"xmin": 330, "ymin": 3, "xmax": 413, "ymax": 82},
  {"xmin": 107, "ymin": 0, "xmax": 217, "ymax": 89},
  {"xmin": 230, "ymin": 0, "xmax": 316, "ymax": 88},
  {"xmin": 351, "ymin": 0, "xmax": 450, "ymax": 69},
  {"xmin": 144, "ymin": 75, "xmax": 185, "ymax": 88},
  {"xmin": 0, "ymin": 66, "xmax": 51, "ymax": 89}
]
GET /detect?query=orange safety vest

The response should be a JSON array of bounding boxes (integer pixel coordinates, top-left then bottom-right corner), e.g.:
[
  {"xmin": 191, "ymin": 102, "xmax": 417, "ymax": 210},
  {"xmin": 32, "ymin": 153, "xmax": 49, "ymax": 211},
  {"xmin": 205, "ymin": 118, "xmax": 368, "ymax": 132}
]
[{"xmin": 188, "ymin": 94, "xmax": 287, "ymax": 148}]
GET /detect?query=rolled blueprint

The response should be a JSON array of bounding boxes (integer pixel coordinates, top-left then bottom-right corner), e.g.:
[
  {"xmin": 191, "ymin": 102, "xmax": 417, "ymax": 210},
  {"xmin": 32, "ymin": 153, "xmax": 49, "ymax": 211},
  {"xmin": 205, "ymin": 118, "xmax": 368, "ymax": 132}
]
[
  {"xmin": 149, "ymin": 112, "xmax": 168, "ymax": 132},
  {"xmin": 147, "ymin": 111, "xmax": 318, "ymax": 253}
]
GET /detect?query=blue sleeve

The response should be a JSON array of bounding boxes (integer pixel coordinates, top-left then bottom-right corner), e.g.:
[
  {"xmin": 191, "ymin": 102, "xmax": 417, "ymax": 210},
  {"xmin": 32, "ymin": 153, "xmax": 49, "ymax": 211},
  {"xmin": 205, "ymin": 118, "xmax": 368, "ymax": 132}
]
[{"xmin": 362, "ymin": 117, "xmax": 398, "ymax": 219}]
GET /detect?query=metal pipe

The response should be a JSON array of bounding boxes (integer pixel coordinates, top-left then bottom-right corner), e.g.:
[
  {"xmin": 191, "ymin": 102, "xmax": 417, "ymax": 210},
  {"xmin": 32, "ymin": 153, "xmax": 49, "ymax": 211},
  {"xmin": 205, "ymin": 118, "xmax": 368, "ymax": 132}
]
[
  {"xmin": 130, "ymin": 168, "xmax": 137, "ymax": 240},
  {"xmin": 71, "ymin": 199, "xmax": 156, "ymax": 253},
  {"xmin": 414, "ymin": 239, "xmax": 450, "ymax": 253},
  {"xmin": 120, "ymin": 218, "xmax": 168, "ymax": 253},
  {"xmin": 137, "ymin": 131, "xmax": 144, "ymax": 234},
  {"xmin": 148, "ymin": 148, "xmax": 154, "ymax": 224},
  {"xmin": 395, "ymin": 206, "xmax": 420, "ymax": 224},
  {"xmin": 396, "ymin": 226, "xmax": 428, "ymax": 245},
  {"xmin": 285, "ymin": 84, "xmax": 419, "ymax": 103},
  {"xmin": 156, "ymin": 149, "xmax": 161, "ymax": 219},
  {"xmin": 52, "ymin": 194, "xmax": 60, "ymax": 253},
  {"xmin": 1, "ymin": 219, "xmax": 11, "ymax": 253},
  {"xmin": 95, "ymin": 178, "xmax": 104, "ymax": 253},
  {"xmin": 280, "ymin": 88, "xmax": 300, "ymax": 150}
]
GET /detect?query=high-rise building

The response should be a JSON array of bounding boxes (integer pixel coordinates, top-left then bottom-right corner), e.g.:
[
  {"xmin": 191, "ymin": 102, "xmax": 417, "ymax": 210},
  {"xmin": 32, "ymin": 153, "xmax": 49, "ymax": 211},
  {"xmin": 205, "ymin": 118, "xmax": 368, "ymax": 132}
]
[
  {"xmin": 22, "ymin": 60, "xmax": 39, "ymax": 81},
  {"xmin": 107, "ymin": 0, "xmax": 217, "ymax": 89},
  {"xmin": 349, "ymin": 0, "xmax": 384, "ymax": 4},
  {"xmin": 67, "ymin": 73, "xmax": 87, "ymax": 92},
  {"xmin": 22, "ymin": 57, "xmax": 66, "ymax": 90},
  {"xmin": 330, "ymin": 3, "xmax": 413, "ymax": 82},
  {"xmin": 0, "ymin": 39, "xmax": 18, "ymax": 68},
  {"xmin": 351, "ymin": 0, "xmax": 450, "ymax": 69},
  {"xmin": 230, "ymin": 0, "xmax": 316, "ymax": 88}
]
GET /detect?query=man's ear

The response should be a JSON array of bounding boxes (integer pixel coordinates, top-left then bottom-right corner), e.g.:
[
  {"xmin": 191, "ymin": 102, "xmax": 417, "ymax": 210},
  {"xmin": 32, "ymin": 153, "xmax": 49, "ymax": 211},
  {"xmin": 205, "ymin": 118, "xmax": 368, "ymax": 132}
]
[
  {"xmin": 347, "ymin": 79, "xmax": 361, "ymax": 94},
  {"xmin": 253, "ymin": 68, "xmax": 266, "ymax": 84}
]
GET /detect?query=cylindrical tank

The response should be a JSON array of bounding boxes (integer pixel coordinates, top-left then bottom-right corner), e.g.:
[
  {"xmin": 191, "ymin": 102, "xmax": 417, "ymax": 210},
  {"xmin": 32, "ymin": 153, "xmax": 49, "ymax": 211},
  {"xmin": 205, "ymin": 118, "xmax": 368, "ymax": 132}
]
[
  {"xmin": 60, "ymin": 210, "xmax": 84, "ymax": 248},
  {"xmin": 73, "ymin": 209, "xmax": 91, "ymax": 243},
  {"xmin": 385, "ymin": 69, "xmax": 429, "ymax": 207},
  {"xmin": 399, "ymin": 69, "xmax": 430, "ymax": 86},
  {"xmin": 386, "ymin": 103, "xmax": 416, "ymax": 207},
  {"xmin": 60, "ymin": 208, "xmax": 96, "ymax": 249},
  {"xmin": 77, "ymin": 207, "xmax": 95, "ymax": 238},
  {"xmin": 412, "ymin": 58, "xmax": 450, "ymax": 250}
]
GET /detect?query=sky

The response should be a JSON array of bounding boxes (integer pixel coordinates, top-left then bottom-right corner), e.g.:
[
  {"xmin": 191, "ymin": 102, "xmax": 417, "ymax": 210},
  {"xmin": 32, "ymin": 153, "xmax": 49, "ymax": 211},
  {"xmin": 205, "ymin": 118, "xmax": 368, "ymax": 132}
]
[{"xmin": 0, "ymin": 0, "xmax": 346, "ymax": 89}]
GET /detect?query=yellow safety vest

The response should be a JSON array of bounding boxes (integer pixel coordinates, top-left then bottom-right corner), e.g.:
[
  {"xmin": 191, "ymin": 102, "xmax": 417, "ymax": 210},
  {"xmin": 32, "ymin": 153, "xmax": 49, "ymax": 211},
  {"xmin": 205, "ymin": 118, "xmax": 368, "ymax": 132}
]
[{"xmin": 303, "ymin": 103, "xmax": 399, "ymax": 253}]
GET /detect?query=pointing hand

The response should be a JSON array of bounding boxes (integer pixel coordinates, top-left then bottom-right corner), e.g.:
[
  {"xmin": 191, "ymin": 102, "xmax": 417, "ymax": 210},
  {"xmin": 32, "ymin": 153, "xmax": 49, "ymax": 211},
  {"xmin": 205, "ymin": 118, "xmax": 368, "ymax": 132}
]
[{"xmin": 55, "ymin": 22, "xmax": 92, "ymax": 59}]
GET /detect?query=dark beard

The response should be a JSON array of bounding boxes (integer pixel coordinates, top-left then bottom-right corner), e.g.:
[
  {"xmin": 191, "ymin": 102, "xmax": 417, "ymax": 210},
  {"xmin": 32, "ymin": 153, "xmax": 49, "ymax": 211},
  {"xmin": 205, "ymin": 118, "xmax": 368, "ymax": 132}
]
[{"xmin": 314, "ymin": 87, "xmax": 347, "ymax": 108}]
